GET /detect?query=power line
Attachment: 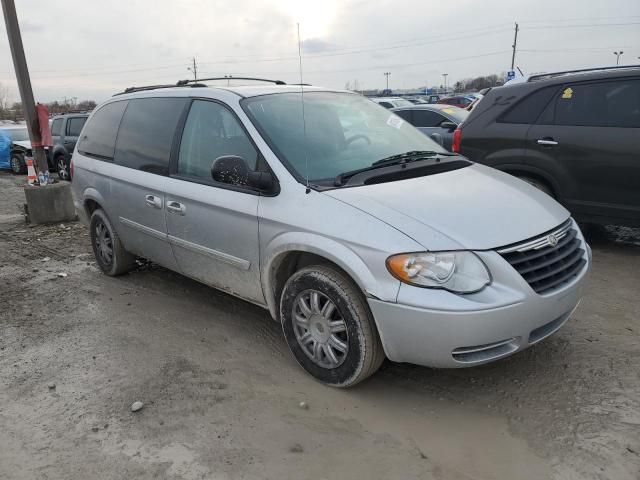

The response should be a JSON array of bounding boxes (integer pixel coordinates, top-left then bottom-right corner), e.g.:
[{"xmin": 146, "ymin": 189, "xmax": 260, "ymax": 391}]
[{"xmin": 525, "ymin": 21, "xmax": 640, "ymax": 29}]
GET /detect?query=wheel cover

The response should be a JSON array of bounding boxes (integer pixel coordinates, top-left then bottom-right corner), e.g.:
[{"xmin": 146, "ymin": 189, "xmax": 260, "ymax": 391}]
[
  {"xmin": 11, "ymin": 156, "xmax": 20, "ymax": 173},
  {"xmin": 57, "ymin": 157, "xmax": 67, "ymax": 179},
  {"xmin": 94, "ymin": 221, "xmax": 114, "ymax": 265},
  {"xmin": 292, "ymin": 289, "xmax": 349, "ymax": 369}
]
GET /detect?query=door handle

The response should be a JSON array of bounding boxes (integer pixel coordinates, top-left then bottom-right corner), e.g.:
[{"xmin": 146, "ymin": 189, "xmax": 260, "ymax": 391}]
[
  {"xmin": 166, "ymin": 200, "xmax": 186, "ymax": 215},
  {"xmin": 145, "ymin": 195, "xmax": 163, "ymax": 209},
  {"xmin": 537, "ymin": 138, "xmax": 559, "ymax": 146}
]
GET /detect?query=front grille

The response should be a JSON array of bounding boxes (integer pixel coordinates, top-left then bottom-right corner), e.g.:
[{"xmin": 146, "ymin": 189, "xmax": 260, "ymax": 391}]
[{"xmin": 498, "ymin": 219, "xmax": 586, "ymax": 295}]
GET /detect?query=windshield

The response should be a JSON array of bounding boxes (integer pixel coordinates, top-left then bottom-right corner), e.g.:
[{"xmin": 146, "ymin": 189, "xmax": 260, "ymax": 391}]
[
  {"xmin": 392, "ymin": 99, "xmax": 414, "ymax": 107},
  {"xmin": 1, "ymin": 128, "xmax": 29, "ymax": 142},
  {"xmin": 243, "ymin": 92, "xmax": 446, "ymax": 183}
]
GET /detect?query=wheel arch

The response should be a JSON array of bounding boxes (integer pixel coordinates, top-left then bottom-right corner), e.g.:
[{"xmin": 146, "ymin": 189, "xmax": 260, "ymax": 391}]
[
  {"xmin": 261, "ymin": 234, "xmax": 379, "ymax": 322},
  {"xmin": 492, "ymin": 163, "xmax": 561, "ymax": 199}
]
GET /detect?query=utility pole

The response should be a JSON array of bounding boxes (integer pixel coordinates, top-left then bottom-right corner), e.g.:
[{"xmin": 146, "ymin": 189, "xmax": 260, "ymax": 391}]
[
  {"xmin": 613, "ymin": 51, "xmax": 624, "ymax": 65},
  {"xmin": 188, "ymin": 57, "xmax": 198, "ymax": 81},
  {"xmin": 1, "ymin": 0, "xmax": 48, "ymax": 175},
  {"xmin": 383, "ymin": 72, "xmax": 391, "ymax": 91},
  {"xmin": 511, "ymin": 22, "xmax": 519, "ymax": 71},
  {"xmin": 442, "ymin": 73, "xmax": 448, "ymax": 94}
]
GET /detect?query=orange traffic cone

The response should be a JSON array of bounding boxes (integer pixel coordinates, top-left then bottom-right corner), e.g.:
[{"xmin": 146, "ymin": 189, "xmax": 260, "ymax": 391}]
[{"xmin": 26, "ymin": 157, "xmax": 37, "ymax": 185}]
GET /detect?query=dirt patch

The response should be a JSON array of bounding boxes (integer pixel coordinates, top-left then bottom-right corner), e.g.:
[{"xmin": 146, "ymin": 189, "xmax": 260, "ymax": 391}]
[{"xmin": 0, "ymin": 172, "xmax": 638, "ymax": 479}]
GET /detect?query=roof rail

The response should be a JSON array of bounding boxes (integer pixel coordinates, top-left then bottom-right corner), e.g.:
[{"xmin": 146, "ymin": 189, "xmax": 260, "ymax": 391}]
[
  {"xmin": 528, "ymin": 64, "xmax": 640, "ymax": 82},
  {"xmin": 181, "ymin": 76, "xmax": 287, "ymax": 85},
  {"xmin": 114, "ymin": 76, "xmax": 287, "ymax": 96}
]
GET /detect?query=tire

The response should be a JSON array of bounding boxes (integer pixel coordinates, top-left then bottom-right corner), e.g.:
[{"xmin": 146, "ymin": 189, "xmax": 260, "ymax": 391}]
[
  {"xmin": 518, "ymin": 176, "xmax": 553, "ymax": 197},
  {"xmin": 56, "ymin": 155, "xmax": 69, "ymax": 181},
  {"xmin": 10, "ymin": 153, "xmax": 26, "ymax": 174},
  {"xmin": 89, "ymin": 209, "xmax": 134, "ymax": 276},
  {"xmin": 280, "ymin": 265, "xmax": 385, "ymax": 388}
]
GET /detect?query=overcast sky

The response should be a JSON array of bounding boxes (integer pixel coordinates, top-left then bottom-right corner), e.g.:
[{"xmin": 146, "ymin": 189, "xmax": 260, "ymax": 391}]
[{"xmin": 1, "ymin": 0, "xmax": 639, "ymax": 102}]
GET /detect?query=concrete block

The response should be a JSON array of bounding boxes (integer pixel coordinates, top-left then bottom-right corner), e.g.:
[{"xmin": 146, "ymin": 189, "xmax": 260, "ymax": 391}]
[{"xmin": 23, "ymin": 182, "xmax": 76, "ymax": 224}]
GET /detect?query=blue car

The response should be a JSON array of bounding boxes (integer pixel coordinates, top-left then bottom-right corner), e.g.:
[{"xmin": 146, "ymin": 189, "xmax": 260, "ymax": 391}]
[{"xmin": 0, "ymin": 128, "xmax": 11, "ymax": 170}]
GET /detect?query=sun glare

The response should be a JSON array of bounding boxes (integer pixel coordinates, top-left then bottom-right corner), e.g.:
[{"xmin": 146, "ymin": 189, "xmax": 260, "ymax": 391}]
[{"xmin": 275, "ymin": 0, "xmax": 338, "ymax": 39}]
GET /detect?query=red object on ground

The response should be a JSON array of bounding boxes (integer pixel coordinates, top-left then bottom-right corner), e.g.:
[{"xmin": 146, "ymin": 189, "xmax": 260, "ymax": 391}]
[{"xmin": 33, "ymin": 103, "xmax": 52, "ymax": 147}]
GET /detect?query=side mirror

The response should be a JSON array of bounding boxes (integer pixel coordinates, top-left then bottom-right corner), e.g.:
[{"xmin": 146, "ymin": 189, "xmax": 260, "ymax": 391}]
[
  {"xmin": 440, "ymin": 121, "xmax": 457, "ymax": 132},
  {"xmin": 430, "ymin": 133, "xmax": 444, "ymax": 146},
  {"xmin": 211, "ymin": 155, "xmax": 277, "ymax": 192}
]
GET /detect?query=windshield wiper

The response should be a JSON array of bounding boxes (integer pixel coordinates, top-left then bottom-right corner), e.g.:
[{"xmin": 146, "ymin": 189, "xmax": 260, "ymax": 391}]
[
  {"xmin": 334, "ymin": 150, "xmax": 457, "ymax": 186},
  {"xmin": 371, "ymin": 150, "xmax": 455, "ymax": 166}
]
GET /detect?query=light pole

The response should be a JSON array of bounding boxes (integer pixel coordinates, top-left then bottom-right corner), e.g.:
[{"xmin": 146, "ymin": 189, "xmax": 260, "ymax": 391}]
[
  {"xmin": 383, "ymin": 72, "xmax": 391, "ymax": 91},
  {"xmin": 442, "ymin": 73, "xmax": 448, "ymax": 95},
  {"xmin": 613, "ymin": 51, "xmax": 624, "ymax": 65}
]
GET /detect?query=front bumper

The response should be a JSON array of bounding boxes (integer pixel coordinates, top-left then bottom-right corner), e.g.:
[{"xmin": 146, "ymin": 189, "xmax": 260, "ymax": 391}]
[{"xmin": 368, "ymin": 242, "xmax": 590, "ymax": 368}]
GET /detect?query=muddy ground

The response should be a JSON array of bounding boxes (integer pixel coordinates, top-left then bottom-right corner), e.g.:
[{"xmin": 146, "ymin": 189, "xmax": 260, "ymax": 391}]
[{"xmin": 0, "ymin": 171, "xmax": 638, "ymax": 480}]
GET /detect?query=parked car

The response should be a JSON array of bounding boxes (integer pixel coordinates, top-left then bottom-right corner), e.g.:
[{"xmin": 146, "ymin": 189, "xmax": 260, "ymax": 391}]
[
  {"xmin": 456, "ymin": 65, "xmax": 640, "ymax": 227},
  {"xmin": 0, "ymin": 125, "xmax": 52, "ymax": 174},
  {"xmin": 369, "ymin": 96, "xmax": 414, "ymax": 109},
  {"xmin": 50, "ymin": 113, "xmax": 89, "ymax": 180},
  {"xmin": 72, "ymin": 82, "xmax": 590, "ymax": 387},
  {"xmin": 438, "ymin": 95, "xmax": 475, "ymax": 109},
  {"xmin": 391, "ymin": 104, "xmax": 469, "ymax": 151}
]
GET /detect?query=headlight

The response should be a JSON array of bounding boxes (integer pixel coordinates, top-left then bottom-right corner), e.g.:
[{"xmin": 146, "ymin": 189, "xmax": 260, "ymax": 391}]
[{"xmin": 386, "ymin": 251, "xmax": 491, "ymax": 293}]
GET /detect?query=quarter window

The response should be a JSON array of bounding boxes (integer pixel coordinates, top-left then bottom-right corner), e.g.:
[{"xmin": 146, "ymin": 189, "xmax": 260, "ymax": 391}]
[
  {"xmin": 77, "ymin": 101, "xmax": 128, "ymax": 159},
  {"xmin": 177, "ymin": 100, "xmax": 258, "ymax": 180},
  {"xmin": 554, "ymin": 80, "xmax": 640, "ymax": 128},
  {"xmin": 51, "ymin": 119, "xmax": 63, "ymax": 137},
  {"xmin": 114, "ymin": 98, "xmax": 187, "ymax": 175},
  {"xmin": 499, "ymin": 87, "xmax": 558, "ymax": 124}
]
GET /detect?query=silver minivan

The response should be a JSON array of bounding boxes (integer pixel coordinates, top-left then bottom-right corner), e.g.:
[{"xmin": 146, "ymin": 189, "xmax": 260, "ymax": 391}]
[{"xmin": 71, "ymin": 82, "xmax": 590, "ymax": 387}]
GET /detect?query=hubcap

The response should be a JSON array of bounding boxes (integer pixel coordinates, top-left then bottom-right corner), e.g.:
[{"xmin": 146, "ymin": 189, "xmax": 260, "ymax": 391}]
[
  {"xmin": 57, "ymin": 158, "xmax": 67, "ymax": 179},
  {"xmin": 11, "ymin": 157, "xmax": 20, "ymax": 173},
  {"xmin": 292, "ymin": 290, "xmax": 348, "ymax": 369},
  {"xmin": 94, "ymin": 222, "xmax": 113, "ymax": 265}
]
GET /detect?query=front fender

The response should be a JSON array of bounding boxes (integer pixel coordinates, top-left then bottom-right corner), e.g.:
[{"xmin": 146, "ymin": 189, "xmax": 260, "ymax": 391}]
[{"xmin": 261, "ymin": 232, "xmax": 395, "ymax": 321}]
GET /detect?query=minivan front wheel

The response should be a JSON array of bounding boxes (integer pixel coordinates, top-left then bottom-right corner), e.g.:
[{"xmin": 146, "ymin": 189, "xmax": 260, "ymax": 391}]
[
  {"xmin": 280, "ymin": 265, "xmax": 385, "ymax": 387},
  {"xmin": 89, "ymin": 209, "xmax": 134, "ymax": 276}
]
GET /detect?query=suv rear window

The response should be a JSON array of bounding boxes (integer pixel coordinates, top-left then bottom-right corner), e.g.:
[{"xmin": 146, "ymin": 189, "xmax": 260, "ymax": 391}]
[
  {"xmin": 499, "ymin": 87, "xmax": 558, "ymax": 124},
  {"xmin": 554, "ymin": 79, "xmax": 640, "ymax": 128},
  {"xmin": 77, "ymin": 101, "xmax": 128, "ymax": 159},
  {"xmin": 114, "ymin": 98, "xmax": 187, "ymax": 175}
]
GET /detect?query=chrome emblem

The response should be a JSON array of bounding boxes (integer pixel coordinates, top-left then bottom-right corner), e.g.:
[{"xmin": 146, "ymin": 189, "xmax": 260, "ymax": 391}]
[{"xmin": 547, "ymin": 234, "xmax": 559, "ymax": 247}]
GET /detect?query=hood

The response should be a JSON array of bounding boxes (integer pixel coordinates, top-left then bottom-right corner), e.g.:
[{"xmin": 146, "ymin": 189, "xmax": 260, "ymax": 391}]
[
  {"xmin": 324, "ymin": 163, "xmax": 569, "ymax": 251},
  {"xmin": 12, "ymin": 140, "xmax": 31, "ymax": 149}
]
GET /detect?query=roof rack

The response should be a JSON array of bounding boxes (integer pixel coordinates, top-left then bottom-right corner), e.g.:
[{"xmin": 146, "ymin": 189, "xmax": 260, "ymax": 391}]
[
  {"xmin": 181, "ymin": 76, "xmax": 286, "ymax": 85},
  {"xmin": 114, "ymin": 76, "xmax": 287, "ymax": 96},
  {"xmin": 528, "ymin": 64, "xmax": 640, "ymax": 82}
]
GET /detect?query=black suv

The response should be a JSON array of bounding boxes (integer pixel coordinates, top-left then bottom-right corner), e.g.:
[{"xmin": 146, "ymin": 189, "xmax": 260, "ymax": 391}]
[
  {"xmin": 456, "ymin": 66, "xmax": 640, "ymax": 227},
  {"xmin": 49, "ymin": 113, "xmax": 89, "ymax": 180}
]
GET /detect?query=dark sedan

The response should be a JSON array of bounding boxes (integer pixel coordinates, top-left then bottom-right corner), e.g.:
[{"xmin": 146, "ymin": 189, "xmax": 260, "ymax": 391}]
[{"xmin": 391, "ymin": 104, "xmax": 469, "ymax": 151}]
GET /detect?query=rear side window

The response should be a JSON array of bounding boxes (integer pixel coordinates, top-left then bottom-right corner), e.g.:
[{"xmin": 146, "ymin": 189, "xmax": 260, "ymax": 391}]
[
  {"xmin": 412, "ymin": 109, "xmax": 445, "ymax": 127},
  {"xmin": 394, "ymin": 110, "xmax": 412, "ymax": 121},
  {"xmin": 554, "ymin": 79, "xmax": 640, "ymax": 128},
  {"xmin": 77, "ymin": 101, "xmax": 128, "ymax": 159},
  {"xmin": 66, "ymin": 117, "xmax": 87, "ymax": 136},
  {"xmin": 51, "ymin": 119, "xmax": 63, "ymax": 137},
  {"xmin": 114, "ymin": 98, "xmax": 187, "ymax": 175},
  {"xmin": 499, "ymin": 87, "xmax": 558, "ymax": 124}
]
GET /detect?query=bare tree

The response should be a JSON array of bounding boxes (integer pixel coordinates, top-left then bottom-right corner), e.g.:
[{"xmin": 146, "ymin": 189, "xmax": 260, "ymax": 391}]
[{"xmin": 0, "ymin": 83, "xmax": 11, "ymax": 120}]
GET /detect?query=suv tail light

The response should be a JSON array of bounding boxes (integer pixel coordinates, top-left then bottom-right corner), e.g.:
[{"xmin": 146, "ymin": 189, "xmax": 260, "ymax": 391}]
[
  {"xmin": 452, "ymin": 127, "xmax": 462, "ymax": 153},
  {"xmin": 70, "ymin": 157, "xmax": 74, "ymax": 181}
]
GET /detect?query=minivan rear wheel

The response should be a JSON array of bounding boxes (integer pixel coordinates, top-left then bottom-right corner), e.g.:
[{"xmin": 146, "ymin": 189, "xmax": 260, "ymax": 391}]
[
  {"xmin": 280, "ymin": 265, "xmax": 385, "ymax": 388},
  {"xmin": 89, "ymin": 209, "xmax": 134, "ymax": 276}
]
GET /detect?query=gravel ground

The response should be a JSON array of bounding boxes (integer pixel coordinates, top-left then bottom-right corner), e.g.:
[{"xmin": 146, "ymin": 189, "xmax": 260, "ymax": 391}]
[{"xmin": 0, "ymin": 171, "xmax": 638, "ymax": 480}]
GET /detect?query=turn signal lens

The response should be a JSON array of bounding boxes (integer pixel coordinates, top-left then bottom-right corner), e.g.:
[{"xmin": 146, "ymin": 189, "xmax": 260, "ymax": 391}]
[{"xmin": 386, "ymin": 251, "xmax": 490, "ymax": 293}]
